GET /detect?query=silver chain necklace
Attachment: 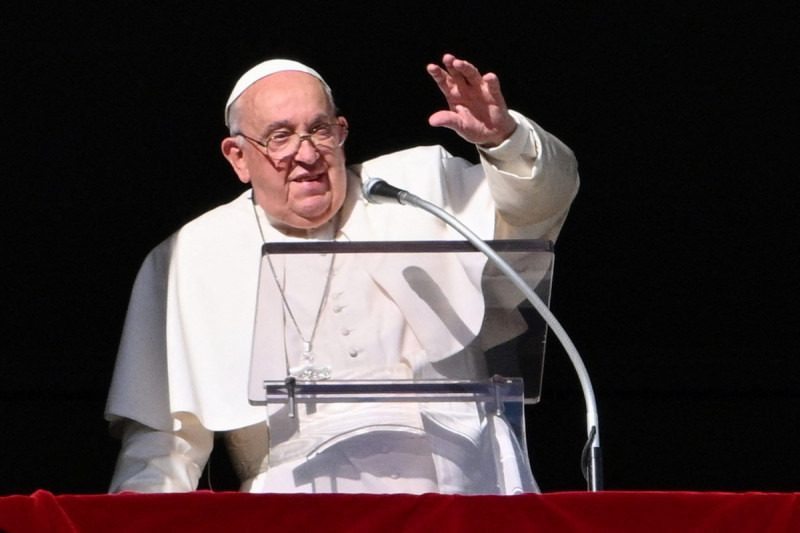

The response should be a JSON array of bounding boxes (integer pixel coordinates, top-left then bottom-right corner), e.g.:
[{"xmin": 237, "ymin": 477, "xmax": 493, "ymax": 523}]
[{"xmin": 251, "ymin": 195, "xmax": 335, "ymax": 380}]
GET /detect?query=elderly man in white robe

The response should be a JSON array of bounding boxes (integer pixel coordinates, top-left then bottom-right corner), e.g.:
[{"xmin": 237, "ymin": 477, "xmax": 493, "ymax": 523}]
[{"xmin": 105, "ymin": 54, "xmax": 579, "ymax": 494}]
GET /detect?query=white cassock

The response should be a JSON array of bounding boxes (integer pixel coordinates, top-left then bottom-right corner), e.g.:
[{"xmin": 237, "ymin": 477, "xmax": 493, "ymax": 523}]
[{"xmin": 105, "ymin": 111, "xmax": 579, "ymax": 494}]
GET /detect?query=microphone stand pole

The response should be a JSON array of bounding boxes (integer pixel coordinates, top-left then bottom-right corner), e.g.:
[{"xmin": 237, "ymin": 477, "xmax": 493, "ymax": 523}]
[{"xmin": 381, "ymin": 186, "xmax": 603, "ymax": 491}]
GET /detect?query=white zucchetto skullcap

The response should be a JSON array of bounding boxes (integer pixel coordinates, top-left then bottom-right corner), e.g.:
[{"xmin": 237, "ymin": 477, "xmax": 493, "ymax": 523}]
[{"xmin": 224, "ymin": 59, "xmax": 330, "ymax": 127}]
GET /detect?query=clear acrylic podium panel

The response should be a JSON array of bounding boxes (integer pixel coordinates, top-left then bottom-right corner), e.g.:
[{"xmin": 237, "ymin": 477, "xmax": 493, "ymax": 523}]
[{"xmin": 248, "ymin": 240, "xmax": 554, "ymax": 494}]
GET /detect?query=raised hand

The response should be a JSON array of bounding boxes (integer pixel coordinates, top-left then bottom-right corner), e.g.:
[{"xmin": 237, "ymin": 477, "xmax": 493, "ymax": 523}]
[{"xmin": 427, "ymin": 54, "xmax": 517, "ymax": 147}]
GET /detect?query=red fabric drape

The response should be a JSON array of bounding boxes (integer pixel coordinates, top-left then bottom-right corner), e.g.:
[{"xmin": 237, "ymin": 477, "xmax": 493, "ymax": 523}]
[{"xmin": 1, "ymin": 490, "xmax": 799, "ymax": 533}]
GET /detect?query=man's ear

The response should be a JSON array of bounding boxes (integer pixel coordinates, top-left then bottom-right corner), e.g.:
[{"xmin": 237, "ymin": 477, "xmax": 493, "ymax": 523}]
[
  {"xmin": 337, "ymin": 116, "xmax": 349, "ymax": 151},
  {"xmin": 221, "ymin": 137, "xmax": 251, "ymax": 184}
]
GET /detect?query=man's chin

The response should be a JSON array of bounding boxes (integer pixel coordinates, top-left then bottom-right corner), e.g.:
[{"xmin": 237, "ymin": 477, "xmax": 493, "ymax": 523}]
[{"xmin": 290, "ymin": 204, "xmax": 335, "ymax": 228}]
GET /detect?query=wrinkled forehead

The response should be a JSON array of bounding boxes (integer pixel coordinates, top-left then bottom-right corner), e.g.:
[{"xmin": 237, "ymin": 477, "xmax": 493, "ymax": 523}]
[{"xmin": 225, "ymin": 59, "xmax": 331, "ymax": 126}]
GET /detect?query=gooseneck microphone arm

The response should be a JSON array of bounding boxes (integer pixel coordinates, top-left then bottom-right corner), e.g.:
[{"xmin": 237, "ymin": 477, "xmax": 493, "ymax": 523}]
[{"xmin": 362, "ymin": 177, "xmax": 602, "ymax": 492}]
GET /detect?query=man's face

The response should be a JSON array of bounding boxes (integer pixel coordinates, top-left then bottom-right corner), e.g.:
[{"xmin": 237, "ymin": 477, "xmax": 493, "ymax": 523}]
[{"xmin": 224, "ymin": 71, "xmax": 348, "ymax": 230}]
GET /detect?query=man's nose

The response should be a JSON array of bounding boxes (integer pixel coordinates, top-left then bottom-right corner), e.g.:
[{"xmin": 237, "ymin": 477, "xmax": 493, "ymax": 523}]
[{"xmin": 292, "ymin": 136, "xmax": 319, "ymax": 164}]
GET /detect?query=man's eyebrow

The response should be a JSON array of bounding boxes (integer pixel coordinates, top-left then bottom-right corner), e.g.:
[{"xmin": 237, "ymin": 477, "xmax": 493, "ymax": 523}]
[
  {"xmin": 258, "ymin": 120, "xmax": 292, "ymax": 137},
  {"xmin": 307, "ymin": 112, "xmax": 334, "ymax": 124},
  {"xmin": 259, "ymin": 113, "xmax": 333, "ymax": 136}
]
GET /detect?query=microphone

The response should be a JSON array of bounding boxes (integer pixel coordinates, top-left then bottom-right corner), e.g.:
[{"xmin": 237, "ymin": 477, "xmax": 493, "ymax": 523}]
[
  {"xmin": 363, "ymin": 177, "xmax": 603, "ymax": 491},
  {"xmin": 362, "ymin": 178, "xmax": 413, "ymax": 205}
]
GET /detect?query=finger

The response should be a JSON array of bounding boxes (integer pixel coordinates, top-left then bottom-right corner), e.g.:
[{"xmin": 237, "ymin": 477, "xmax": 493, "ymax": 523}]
[
  {"xmin": 451, "ymin": 57, "xmax": 483, "ymax": 86},
  {"xmin": 482, "ymin": 72, "xmax": 508, "ymax": 105},
  {"xmin": 440, "ymin": 53, "xmax": 456, "ymax": 72},
  {"xmin": 426, "ymin": 63, "xmax": 447, "ymax": 85},
  {"xmin": 428, "ymin": 109, "xmax": 461, "ymax": 131},
  {"xmin": 426, "ymin": 63, "xmax": 457, "ymax": 96},
  {"xmin": 442, "ymin": 55, "xmax": 469, "ymax": 87}
]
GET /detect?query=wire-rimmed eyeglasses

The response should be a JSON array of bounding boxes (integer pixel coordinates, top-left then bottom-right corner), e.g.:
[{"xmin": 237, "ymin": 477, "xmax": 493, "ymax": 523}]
[{"xmin": 235, "ymin": 123, "xmax": 348, "ymax": 161}]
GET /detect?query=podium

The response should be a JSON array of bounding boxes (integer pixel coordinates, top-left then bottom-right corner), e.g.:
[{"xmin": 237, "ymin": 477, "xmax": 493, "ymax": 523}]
[{"xmin": 248, "ymin": 239, "xmax": 554, "ymax": 494}]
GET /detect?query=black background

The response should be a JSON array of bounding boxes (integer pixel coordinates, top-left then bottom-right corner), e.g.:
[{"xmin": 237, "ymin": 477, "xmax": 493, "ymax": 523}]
[{"xmin": 2, "ymin": 2, "xmax": 797, "ymax": 494}]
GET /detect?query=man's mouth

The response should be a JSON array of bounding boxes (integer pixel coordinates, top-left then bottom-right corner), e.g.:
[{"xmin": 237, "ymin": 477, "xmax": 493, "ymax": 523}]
[{"xmin": 291, "ymin": 172, "xmax": 325, "ymax": 183}]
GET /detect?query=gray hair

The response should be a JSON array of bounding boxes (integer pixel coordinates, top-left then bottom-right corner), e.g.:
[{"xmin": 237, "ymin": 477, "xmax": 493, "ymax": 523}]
[
  {"xmin": 224, "ymin": 59, "xmax": 336, "ymax": 134},
  {"xmin": 226, "ymin": 79, "xmax": 336, "ymax": 136}
]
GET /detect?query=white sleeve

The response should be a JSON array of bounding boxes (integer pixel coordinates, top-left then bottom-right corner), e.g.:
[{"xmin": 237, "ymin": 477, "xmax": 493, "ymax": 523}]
[
  {"xmin": 478, "ymin": 110, "xmax": 540, "ymax": 177},
  {"xmin": 478, "ymin": 110, "xmax": 580, "ymax": 241},
  {"xmin": 109, "ymin": 413, "xmax": 214, "ymax": 493}
]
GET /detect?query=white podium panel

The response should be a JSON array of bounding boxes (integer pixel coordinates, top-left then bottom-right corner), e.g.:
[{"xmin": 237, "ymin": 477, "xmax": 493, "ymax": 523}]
[{"xmin": 248, "ymin": 240, "xmax": 553, "ymax": 494}]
